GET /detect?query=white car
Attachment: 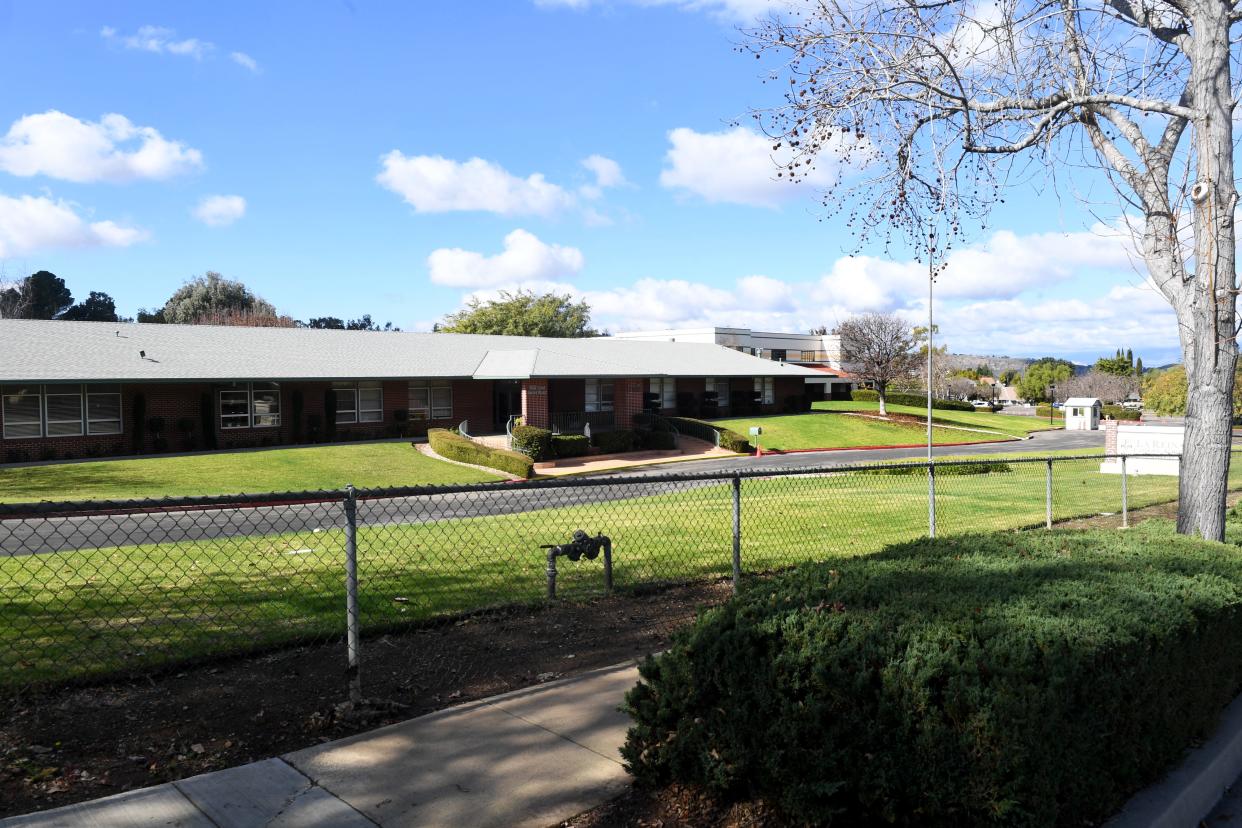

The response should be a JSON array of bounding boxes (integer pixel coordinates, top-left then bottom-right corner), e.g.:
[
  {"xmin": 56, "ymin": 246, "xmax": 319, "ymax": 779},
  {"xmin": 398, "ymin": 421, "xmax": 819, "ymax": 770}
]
[
  {"xmin": 1122, "ymin": 400, "xmax": 1143, "ymax": 410},
  {"xmin": 971, "ymin": 400, "xmax": 992, "ymax": 408}
]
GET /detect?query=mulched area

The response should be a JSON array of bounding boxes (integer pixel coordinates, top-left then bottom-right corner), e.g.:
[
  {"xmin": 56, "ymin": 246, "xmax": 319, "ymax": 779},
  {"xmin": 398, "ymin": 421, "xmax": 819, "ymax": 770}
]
[
  {"xmin": 0, "ymin": 580, "xmax": 730, "ymax": 818},
  {"xmin": 560, "ymin": 784, "xmax": 788, "ymax": 828}
]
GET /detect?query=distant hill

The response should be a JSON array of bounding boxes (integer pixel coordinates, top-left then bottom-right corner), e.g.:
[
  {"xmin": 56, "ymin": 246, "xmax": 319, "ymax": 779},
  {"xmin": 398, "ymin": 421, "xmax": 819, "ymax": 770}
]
[{"xmin": 942, "ymin": 353, "xmax": 1092, "ymax": 377}]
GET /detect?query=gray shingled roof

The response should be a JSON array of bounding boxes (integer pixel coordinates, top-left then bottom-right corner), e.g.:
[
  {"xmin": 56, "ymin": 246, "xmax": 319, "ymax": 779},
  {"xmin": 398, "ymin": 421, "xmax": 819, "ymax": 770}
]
[{"xmin": 0, "ymin": 320, "xmax": 825, "ymax": 383}]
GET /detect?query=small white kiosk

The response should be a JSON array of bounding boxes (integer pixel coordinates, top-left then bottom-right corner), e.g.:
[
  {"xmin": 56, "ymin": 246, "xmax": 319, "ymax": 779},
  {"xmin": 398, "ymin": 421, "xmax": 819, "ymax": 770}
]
[{"xmin": 1063, "ymin": 397, "xmax": 1102, "ymax": 431}]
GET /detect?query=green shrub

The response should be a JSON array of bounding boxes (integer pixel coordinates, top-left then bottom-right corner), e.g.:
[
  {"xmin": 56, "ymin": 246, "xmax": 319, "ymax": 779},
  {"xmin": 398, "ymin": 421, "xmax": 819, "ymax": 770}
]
[
  {"xmin": 1102, "ymin": 404, "xmax": 1141, "ymax": 421},
  {"xmin": 552, "ymin": 434, "xmax": 590, "ymax": 458},
  {"xmin": 665, "ymin": 416, "xmax": 752, "ymax": 453},
  {"xmin": 511, "ymin": 425, "xmax": 553, "ymax": 460},
  {"xmin": 593, "ymin": 429, "xmax": 637, "ymax": 454},
  {"xmin": 622, "ymin": 526, "xmax": 1242, "ymax": 826},
  {"xmin": 859, "ymin": 461, "xmax": 1011, "ymax": 476},
  {"xmin": 426, "ymin": 428, "xmax": 533, "ymax": 478},
  {"xmin": 1035, "ymin": 405, "xmax": 1065, "ymax": 419},
  {"xmin": 850, "ymin": 389, "xmax": 975, "ymax": 411}
]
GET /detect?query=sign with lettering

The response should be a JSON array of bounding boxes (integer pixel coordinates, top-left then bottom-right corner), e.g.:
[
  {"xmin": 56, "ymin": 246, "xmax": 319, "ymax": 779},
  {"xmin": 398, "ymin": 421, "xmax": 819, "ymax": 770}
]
[{"xmin": 1100, "ymin": 425, "xmax": 1183, "ymax": 476}]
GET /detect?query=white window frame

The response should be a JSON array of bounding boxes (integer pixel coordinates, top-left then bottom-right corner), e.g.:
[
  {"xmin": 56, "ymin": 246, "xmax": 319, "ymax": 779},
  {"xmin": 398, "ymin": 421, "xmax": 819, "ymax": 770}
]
[
  {"xmin": 410, "ymin": 381, "xmax": 447, "ymax": 421},
  {"xmin": 332, "ymin": 382, "xmax": 358, "ymax": 425},
  {"xmin": 219, "ymin": 382, "xmax": 281, "ymax": 430},
  {"xmin": 706, "ymin": 378, "xmax": 730, "ymax": 410},
  {"xmin": 754, "ymin": 376, "xmax": 775, "ymax": 405},
  {"xmin": 358, "ymin": 381, "xmax": 384, "ymax": 423},
  {"xmin": 585, "ymin": 378, "xmax": 614, "ymax": 413},
  {"xmin": 42, "ymin": 386, "xmax": 84, "ymax": 437},
  {"xmin": 649, "ymin": 377, "xmax": 676, "ymax": 411},
  {"xmin": 86, "ymin": 385, "xmax": 123, "ymax": 435},
  {"xmin": 2, "ymin": 385, "xmax": 44, "ymax": 440}
]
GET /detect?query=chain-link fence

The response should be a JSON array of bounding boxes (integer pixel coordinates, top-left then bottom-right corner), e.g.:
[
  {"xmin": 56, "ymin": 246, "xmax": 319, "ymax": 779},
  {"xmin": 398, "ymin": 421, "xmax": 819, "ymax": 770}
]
[{"xmin": 1, "ymin": 451, "xmax": 1235, "ymax": 701}]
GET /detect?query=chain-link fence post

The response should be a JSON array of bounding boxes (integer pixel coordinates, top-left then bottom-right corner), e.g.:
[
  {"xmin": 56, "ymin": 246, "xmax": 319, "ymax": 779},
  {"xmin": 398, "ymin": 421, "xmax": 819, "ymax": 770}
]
[
  {"xmin": 343, "ymin": 484, "xmax": 362, "ymax": 707},
  {"xmin": 1045, "ymin": 458, "xmax": 1054, "ymax": 529},
  {"xmin": 731, "ymin": 473, "xmax": 742, "ymax": 593},
  {"xmin": 1121, "ymin": 455, "xmax": 1129, "ymax": 528}
]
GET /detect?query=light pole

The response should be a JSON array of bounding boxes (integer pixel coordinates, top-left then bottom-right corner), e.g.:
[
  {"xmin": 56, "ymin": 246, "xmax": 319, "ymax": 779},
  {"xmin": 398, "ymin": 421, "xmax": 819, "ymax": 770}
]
[
  {"xmin": 1048, "ymin": 384, "xmax": 1057, "ymax": 425},
  {"xmin": 927, "ymin": 234, "xmax": 936, "ymax": 539}
]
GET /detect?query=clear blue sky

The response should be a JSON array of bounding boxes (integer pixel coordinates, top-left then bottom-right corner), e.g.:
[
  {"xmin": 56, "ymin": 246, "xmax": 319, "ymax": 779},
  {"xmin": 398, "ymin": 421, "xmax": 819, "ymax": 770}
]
[{"xmin": 0, "ymin": 0, "xmax": 1180, "ymax": 365}]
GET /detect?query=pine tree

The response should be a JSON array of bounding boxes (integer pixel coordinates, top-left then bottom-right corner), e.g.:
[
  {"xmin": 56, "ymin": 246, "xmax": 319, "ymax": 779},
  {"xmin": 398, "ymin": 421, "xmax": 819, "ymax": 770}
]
[{"xmin": 1136, "ymin": 357, "xmax": 1144, "ymax": 375}]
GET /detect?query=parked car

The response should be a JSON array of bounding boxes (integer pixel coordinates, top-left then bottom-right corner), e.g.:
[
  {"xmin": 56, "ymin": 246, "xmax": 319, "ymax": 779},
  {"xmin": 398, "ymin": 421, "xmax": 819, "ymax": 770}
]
[
  {"xmin": 1122, "ymin": 400, "xmax": 1143, "ymax": 410},
  {"xmin": 971, "ymin": 400, "xmax": 992, "ymax": 409}
]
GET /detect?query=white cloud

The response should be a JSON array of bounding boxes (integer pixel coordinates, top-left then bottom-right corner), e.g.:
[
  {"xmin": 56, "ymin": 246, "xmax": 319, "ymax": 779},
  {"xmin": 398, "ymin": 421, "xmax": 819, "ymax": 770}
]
[
  {"xmin": 230, "ymin": 51, "xmax": 260, "ymax": 72},
  {"xmin": 193, "ymin": 194, "xmax": 246, "ymax": 227},
  {"xmin": 427, "ymin": 229, "xmax": 585, "ymax": 288},
  {"xmin": 0, "ymin": 193, "xmax": 148, "ymax": 257},
  {"xmin": 0, "ymin": 111, "xmax": 203, "ymax": 183},
  {"xmin": 660, "ymin": 126, "xmax": 868, "ymax": 208},
  {"xmin": 377, "ymin": 152, "xmax": 575, "ymax": 216},
  {"xmin": 579, "ymin": 154, "xmax": 628, "ymax": 200},
  {"xmin": 101, "ymin": 25, "xmax": 213, "ymax": 60}
]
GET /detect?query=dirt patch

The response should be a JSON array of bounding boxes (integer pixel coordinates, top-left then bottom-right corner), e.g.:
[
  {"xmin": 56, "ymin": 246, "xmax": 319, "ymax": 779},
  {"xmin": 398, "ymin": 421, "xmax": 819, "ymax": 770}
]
[
  {"xmin": 561, "ymin": 783, "xmax": 788, "ymax": 828},
  {"xmin": 842, "ymin": 410, "xmax": 1005, "ymax": 436},
  {"xmin": 0, "ymin": 580, "xmax": 730, "ymax": 819},
  {"xmin": 1055, "ymin": 491, "xmax": 1242, "ymax": 531}
]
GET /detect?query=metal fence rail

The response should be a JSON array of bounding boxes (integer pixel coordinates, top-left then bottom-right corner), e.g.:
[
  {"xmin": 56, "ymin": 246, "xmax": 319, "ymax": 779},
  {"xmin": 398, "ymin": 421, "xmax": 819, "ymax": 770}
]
[{"xmin": 0, "ymin": 451, "xmax": 1234, "ymax": 700}]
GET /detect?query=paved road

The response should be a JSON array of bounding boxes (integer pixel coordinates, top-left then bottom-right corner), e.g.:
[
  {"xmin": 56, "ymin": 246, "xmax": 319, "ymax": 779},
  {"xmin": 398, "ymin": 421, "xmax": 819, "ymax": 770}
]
[{"xmin": 0, "ymin": 430, "xmax": 1103, "ymax": 556}]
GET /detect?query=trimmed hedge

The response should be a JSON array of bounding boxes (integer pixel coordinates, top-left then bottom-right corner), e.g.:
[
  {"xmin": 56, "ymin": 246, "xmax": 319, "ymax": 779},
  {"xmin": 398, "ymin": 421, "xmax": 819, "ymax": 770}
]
[
  {"xmin": 639, "ymin": 430, "xmax": 678, "ymax": 450},
  {"xmin": 850, "ymin": 389, "xmax": 975, "ymax": 411},
  {"xmin": 1035, "ymin": 405, "xmax": 1065, "ymax": 419},
  {"xmin": 1102, "ymin": 404, "xmax": 1142, "ymax": 421},
  {"xmin": 511, "ymin": 425, "xmax": 553, "ymax": 461},
  {"xmin": 552, "ymin": 434, "xmax": 590, "ymax": 458},
  {"xmin": 426, "ymin": 428, "xmax": 533, "ymax": 478},
  {"xmin": 623, "ymin": 525, "xmax": 1242, "ymax": 826},
  {"xmin": 592, "ymin": 429, "xmax": 637, "ymax": 454},
  {"xmin": 860, "ymin": 461, "xmax": 1012, "ymax": 476},
  {"xmin": 665, "ymin": 416, "xmax": 752, "ymax": 453}
]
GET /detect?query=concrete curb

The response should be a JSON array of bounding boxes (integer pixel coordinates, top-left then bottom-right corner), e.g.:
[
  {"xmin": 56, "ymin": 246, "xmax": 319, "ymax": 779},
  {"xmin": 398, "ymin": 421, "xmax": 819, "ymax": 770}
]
[{"xmin": 1108, "ymin": 690, "xmax": 1242, "ymax": 828}]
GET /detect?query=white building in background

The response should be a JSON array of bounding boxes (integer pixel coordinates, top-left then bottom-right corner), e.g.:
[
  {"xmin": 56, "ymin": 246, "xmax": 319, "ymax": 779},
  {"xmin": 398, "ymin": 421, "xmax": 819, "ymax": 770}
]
[
  {"xmin": 1064, "ymin": 397, "xmax": 1102, "ymax": 430},
  {"xmin": 612, "ymin": 327, "xmax": 857, "ymax": 398}
]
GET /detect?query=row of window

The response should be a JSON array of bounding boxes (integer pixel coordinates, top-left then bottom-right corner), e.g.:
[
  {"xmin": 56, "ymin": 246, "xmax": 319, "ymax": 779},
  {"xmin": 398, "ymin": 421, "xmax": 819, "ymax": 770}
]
[
  {"xmin": 410, "ymin": 381, "xmax": 452, "ymax": 420},
  {"xmin": 2, "ymin": 385, "xmax": 123, "ymax": 440},
  {"xmin": 647, "ymin": 378, "xmax": 776, "ymax": 408}
]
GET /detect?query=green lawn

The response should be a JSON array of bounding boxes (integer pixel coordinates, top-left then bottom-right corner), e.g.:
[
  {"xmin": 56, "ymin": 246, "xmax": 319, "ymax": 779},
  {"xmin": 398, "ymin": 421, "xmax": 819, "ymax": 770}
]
[
  {"xmin": 0, "ymin": 442, "xmax": 500, "ymax": 504},
  {"xmin": 814, "ymin": 400, "xmax": 1062, "ymax": 438},
  {"xmin": 5, "ymin": 452, "xmax": 1230, "ymax": 687},
  {"xmin": 711, "ymin": 408, "xmax": 1015, "ymax": 451}
]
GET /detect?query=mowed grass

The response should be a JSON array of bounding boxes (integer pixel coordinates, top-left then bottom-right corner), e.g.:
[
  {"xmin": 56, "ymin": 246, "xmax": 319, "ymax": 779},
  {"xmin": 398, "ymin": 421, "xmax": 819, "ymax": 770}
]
[
  {"xmin": 814, "ymin": 400, "xmax": 1062, "ymax": 438},
  {"xmin": 4, "ymin": 454, "xmax": 1229, "ymax": 687},
  {"xmin": 711, "ymin": 409, "xmax": 1014, "ymax": 451},
  {"xmin": 0, "ymin": 442, "xmax": 500, "ymax": 504}
]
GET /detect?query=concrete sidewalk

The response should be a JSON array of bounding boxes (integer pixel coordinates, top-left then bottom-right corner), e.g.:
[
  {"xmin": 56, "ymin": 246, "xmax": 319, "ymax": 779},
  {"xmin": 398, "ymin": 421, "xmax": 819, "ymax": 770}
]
[{"xmin": 0, "ymin": 662, "xmax": 640, "ymax": 828}]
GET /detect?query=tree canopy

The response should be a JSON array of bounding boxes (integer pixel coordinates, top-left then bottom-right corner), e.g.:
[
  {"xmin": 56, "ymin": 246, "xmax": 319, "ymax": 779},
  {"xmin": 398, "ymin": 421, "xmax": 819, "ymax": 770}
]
[
  {"xmin": 0, "ymin": 271, "xmax": 74, "ymax": 319},
  {"xmin": 60, "ymin": 291, "xmax": 120, "ymax": 322},
  {"xmin": 1016, "ymin": 358, "xmax": 1075, "ymax": 402},
  {"xmin": 435, "ymin": 291, "xmax": 598, "ymax": 338},
  {"xmin": 143, "ymin": 272, "xmax": 278, "ymax": 325},
  {"xmin": 838, "ymin": 313, "xmax": 921, "ymax": 414}
]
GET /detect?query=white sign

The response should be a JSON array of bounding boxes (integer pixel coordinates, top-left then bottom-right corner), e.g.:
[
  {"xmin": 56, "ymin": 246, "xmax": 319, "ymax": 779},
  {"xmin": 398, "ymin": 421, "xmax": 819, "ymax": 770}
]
[
  {"xmin": 749, "ymin": 426, "xmax": 762, "ymax": 436},
  {"xmin": 1100, "ymin": 425, "xmax": 1183, "ymax": 476}
]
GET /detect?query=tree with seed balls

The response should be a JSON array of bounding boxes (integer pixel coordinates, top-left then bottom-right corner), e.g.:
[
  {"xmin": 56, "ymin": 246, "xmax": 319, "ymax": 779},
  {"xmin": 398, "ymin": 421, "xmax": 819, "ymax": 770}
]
[{"xmin": 744, "ymin": 0, "xmax": 1240, "ymax": 539}]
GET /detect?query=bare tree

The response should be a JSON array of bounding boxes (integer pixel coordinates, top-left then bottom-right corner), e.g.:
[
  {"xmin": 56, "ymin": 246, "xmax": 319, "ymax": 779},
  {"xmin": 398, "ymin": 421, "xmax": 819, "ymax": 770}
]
[
  {"xmin": 838, "ymin": 313, "xmax": 922, "ymax": 414},
  {"xmin": 746, "ymin": 0, "xmax": 1239, "ymax": 540},
  {"xmin": 1057, "ymin": 369, "xmax": 1139, "ymax": 402}
]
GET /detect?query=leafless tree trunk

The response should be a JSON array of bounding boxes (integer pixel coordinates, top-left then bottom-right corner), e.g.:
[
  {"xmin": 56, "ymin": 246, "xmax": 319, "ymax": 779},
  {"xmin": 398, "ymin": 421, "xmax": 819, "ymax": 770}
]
[
  {"xmin": 838, "ymin": 313, "xmax": 922, "ymax": 415},
  {"xmin": 746, "ymin": 0, "xmax": 1239, "ymax": 540}
]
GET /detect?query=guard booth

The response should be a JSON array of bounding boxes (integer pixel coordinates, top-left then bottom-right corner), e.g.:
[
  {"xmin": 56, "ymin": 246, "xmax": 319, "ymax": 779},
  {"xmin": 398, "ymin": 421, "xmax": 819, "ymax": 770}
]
[{"xmin": 1064, "ymin": 397, "xmax": 1102, "ymax": 431}]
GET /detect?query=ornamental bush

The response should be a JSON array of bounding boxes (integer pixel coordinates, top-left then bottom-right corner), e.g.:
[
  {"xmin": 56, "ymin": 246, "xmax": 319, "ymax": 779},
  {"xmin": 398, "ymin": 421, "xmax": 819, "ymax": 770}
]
[
  {"xmin": 593, "ymin": 429, "xmax": 637, "ymax": 454},
  {"xmin": 552, "ymin": 434, "xmax": 590, "ymax": 458},
  {"xmin": 427, "ymin": 429, "xmax": 533, "ymax": 478},
  {"xmin": 850, "ymin": 389, "xmax": 975, "ymax": 411},
  {"xmin": 510, "ymin": 425, "xmax": 554, "ymax": 460},
  {"xmin": 1102, "ymin": 404, "xmax": 1142, "ymax": 421},
  {"xmin": 623, "ymin": 525, "xmax": 1242, "ymax": 826}
]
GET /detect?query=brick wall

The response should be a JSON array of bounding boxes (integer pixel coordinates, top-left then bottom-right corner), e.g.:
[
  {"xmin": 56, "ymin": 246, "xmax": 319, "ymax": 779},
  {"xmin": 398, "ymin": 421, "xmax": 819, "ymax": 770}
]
[
  {"xmin": 521, "ymin": 379, "xmax": 549, "ymax": 428},
  {"xmin": 614, "ymin": 378, "xmax": 644, "ymax": 429},
  {"xmin": 445, "ymin": 379, "xmax": 493, "ymax": 432}
]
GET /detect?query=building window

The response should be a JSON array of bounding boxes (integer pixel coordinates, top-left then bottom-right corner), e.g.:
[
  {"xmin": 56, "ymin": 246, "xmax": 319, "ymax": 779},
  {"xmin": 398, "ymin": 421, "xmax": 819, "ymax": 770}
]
[
  {"xmin": 801, "ymin": 350, "xmax": 817, "ymax": 362},
  {"xmin": 410, "ymin": 381, "xmax": 450, "ymax": 421},
  {"xmin": 43, "ymin": 386, "xmax": 84, "ymax": 437},
  {"xmin": 1, "ymin": 384, "xmax": 122, "ymax": 439},
  {"xmin": 220, "ymin": 382, "xmax": 281, "ymax": 429},
  {"xmin": 2, "ymin": 385, "xmax": 42, "ymax": 439},
  {"xmin": 86, "ymin": 385, "xmax": 122, "ymax": 435},
  {"xmin": 770, "ymin": 349, "xmax": 786, "ymax": 362},
  {"xmin": 335, "ymin": 381, "xmax": 381, "ymax": 424},
  {"xmin": 754, "ymin": 377, "xmax": 775, "ymax": 405},
  {"xmin": 649, "ymin": 378, "xmax": 676, "ymax": 411},
  {"xmin": 705, "ymin": 378, "xmax": 730, "ymax": 410},
  {"xmin": 585, "ymin": 379, "xmax": 614, "ymax": 412}
]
